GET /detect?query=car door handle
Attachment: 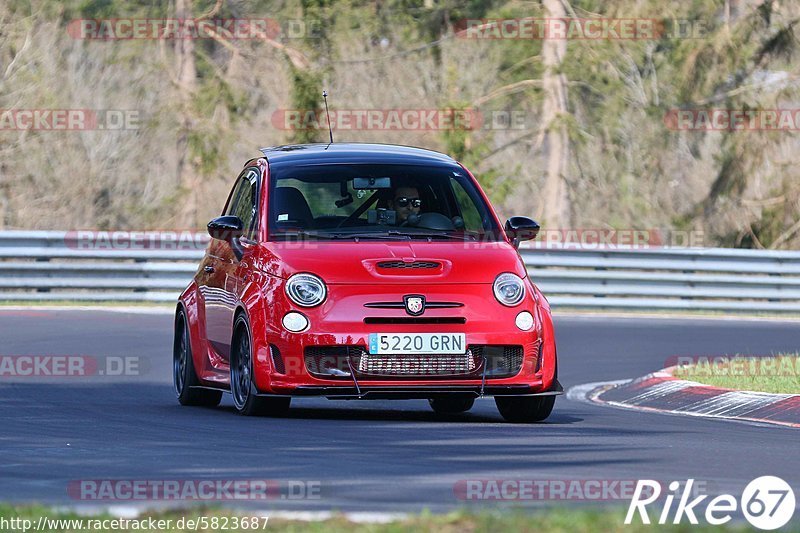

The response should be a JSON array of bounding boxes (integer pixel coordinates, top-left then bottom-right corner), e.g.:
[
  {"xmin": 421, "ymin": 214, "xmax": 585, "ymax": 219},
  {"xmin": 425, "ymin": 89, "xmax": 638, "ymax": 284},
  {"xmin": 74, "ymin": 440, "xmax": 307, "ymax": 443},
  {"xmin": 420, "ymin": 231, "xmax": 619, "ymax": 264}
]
[{"xmin": 204, "ymin": 266, "xmax": 215, "ymax": 273}]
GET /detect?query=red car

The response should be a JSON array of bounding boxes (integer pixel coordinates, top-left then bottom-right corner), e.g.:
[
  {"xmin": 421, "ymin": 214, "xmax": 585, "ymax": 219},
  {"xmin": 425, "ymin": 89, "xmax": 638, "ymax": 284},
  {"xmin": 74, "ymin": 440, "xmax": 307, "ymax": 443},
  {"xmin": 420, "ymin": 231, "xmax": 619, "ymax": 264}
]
[{"xmin": 173, "ymin": 143, "xmax": 561, "ymax": 422}]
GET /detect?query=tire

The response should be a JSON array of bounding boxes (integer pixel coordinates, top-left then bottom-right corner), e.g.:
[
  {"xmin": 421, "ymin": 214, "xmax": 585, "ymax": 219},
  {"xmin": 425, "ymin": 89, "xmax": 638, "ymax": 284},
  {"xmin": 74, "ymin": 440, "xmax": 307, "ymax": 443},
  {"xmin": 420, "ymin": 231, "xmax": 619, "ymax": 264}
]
[
  {"xmin": 174, "ymin": 309, "xmax": 223, "ymax": 407},
  {"xmin": 230, "ymin": 315, "xmax": 291, "ymax": 417},
  {"xmin": 495, "ymin": 395, "xmax": 555, "ymax": 423},
  {"xmin": 428, "ymin": 396, "xmax": 475, "ymax": 414}
]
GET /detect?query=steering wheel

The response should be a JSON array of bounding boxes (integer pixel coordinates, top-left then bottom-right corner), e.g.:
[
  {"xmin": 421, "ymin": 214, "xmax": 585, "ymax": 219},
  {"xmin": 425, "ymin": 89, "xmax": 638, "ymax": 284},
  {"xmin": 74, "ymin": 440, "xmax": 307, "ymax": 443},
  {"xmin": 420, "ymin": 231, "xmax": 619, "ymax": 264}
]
[{"xmin": 403, "ymin": 213, "xmax": 456, "ymax": 231}]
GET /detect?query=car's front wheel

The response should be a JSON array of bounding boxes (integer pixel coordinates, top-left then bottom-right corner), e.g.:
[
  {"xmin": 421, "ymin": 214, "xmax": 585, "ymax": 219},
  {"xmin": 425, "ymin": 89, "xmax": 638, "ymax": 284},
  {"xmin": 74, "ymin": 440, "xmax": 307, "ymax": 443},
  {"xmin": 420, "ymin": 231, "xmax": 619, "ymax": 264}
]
[
  {"xmin": 231, "ymin": 315, "xmax": 291, "ymax": 417},
  {"xmin": 428, "ymin": 396, "xmax": 475, "ymax": 414},
  {"xmin": 495, "ymin": 395, "xmax": 555, "ymax": 423},
  {"xmin": 174, "ymin": 309, "xmax": 222, "ymax": 407}
]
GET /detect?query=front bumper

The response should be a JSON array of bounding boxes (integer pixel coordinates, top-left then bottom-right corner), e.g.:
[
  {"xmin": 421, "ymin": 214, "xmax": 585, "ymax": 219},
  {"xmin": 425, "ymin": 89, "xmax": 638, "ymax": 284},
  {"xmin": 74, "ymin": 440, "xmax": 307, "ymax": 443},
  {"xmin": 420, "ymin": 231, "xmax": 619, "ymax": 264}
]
[{"xmin": 252, "ymin": 283, "xmax": 559, "ymax": 395}]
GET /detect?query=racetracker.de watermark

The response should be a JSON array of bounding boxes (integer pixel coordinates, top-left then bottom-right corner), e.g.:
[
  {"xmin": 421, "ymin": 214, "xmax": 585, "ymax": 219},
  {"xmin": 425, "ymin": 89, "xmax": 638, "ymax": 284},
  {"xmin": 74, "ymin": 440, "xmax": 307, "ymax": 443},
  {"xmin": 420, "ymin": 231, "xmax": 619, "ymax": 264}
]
[
  {"xmin": 271, "ymin": 108, "xmax": 483, "ymax": 131},
  {"xmin": 67, "ymin": 18, "xmax": 321, "ymax": 40},
  {"xmin": 0, "ymin": 355, "xmax": 143, "ymax": 378},
  {"xmin": 455, "ymin": 18, "xmax": 709, "ymax": 40},
  {"xmin": 272, "ymin": 109, "xmax": 553, "ymax": 131},
  {"xmin": 526, "ymin": 229, "xmax": 706, "ymax": 249},
  {"xmin": 0, "ymin": 109, "xmax": 140, "ymax": 131},
  {"xmin": 68, "ymin": 479, "xmax": 321, "ymax": 501},
  {"xmin": 665, "ymin": 109, "xmax": 800, "ymax": 131},
  {"xmin": 667, "ymin": 355, "xmax": 800, "ymax": 377},
  {"xmin": 454, "ymin": 479, "xmax": 701, "ymax": 501},
  {"xmin": 65, "ymin": 230, "xmax": 209, "ymax": 250}
]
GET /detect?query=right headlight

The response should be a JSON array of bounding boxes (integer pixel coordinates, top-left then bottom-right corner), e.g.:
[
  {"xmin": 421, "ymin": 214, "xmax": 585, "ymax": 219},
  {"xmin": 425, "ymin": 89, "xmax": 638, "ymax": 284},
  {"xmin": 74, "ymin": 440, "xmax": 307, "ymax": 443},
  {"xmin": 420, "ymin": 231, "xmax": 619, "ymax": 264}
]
[
  {"xmin": 285, "ymin": 273, "xmax": 327, "ymax": 307},
  {"xmin": 493, "ymin": 272, "xmax": 525, "ymax": 306}
]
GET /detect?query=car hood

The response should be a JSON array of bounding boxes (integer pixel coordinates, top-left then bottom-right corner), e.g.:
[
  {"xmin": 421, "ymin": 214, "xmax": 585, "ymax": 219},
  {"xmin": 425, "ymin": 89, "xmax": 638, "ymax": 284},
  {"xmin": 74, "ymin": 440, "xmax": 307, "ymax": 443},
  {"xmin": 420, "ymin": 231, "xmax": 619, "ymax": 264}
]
[{"xmin": 258, "ymin": 240, "xmax": 527, "ymax": 284}]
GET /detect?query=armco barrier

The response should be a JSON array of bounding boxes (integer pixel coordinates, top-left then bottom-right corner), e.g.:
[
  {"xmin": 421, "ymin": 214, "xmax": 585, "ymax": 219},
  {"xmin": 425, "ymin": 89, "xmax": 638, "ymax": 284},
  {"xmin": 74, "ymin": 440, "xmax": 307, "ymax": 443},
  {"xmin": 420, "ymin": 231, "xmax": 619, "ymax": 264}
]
[{"xmin": 0, "ymin": 231, "xmax": 799, "ymax": 312}]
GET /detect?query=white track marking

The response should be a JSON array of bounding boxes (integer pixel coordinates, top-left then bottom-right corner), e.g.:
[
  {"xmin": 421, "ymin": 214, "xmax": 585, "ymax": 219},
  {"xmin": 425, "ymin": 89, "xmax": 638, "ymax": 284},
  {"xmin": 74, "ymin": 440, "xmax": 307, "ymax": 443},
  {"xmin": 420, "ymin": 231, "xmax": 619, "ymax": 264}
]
[
  {"xmin": 566, "ymin": 380, "xmax": 629, "ymax": 403},
  {"xmin": 569, "ymin": 373, "xmax": 799, "ymax": 429}
]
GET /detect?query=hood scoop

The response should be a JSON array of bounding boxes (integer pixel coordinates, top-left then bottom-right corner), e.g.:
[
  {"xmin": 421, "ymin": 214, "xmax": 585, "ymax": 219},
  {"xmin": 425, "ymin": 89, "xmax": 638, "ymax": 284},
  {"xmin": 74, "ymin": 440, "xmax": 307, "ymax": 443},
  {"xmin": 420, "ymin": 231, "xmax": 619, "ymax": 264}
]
[
  {"xmin": 370, "ymin": 259, "xmax": 447, "ymax": 276},
  {"xmin": 376, "ymin": 260, "xmax": 441, "ymax": 270}
]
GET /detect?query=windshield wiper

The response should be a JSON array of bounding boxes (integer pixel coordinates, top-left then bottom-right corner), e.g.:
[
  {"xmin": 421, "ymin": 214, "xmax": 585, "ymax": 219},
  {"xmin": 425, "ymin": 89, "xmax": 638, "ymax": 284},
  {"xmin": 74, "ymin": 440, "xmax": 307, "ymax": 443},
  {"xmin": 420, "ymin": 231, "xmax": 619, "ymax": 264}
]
[
  {"xmin": 382, "ymin": 230, "xmax": 477, "ymax": 241},
  {"xmin": 274, "ymin": 230, "xmax": 340, "ymax": 240},
  {"xmin": 325, "ymin": 231, "xmax": 412, "ymax": 241},
  {"xmin": 275, "ymin": 230, "xmax": 476, "ymax": 241},
  {"xmin": 324, "ymin": 230, "xmax": 474, "ymax": 241},
  {"xmin": 276, "ymin": 230, "xmax": 412, "ymax": 241}
]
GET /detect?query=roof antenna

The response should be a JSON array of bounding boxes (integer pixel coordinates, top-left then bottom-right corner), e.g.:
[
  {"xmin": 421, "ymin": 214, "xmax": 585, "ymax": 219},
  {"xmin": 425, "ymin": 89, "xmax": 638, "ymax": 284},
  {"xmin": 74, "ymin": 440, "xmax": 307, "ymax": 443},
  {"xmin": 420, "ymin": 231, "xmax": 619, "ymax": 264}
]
[{"xmin": 322, "ymin": 90, "xmax": 334, "ymax": 144}]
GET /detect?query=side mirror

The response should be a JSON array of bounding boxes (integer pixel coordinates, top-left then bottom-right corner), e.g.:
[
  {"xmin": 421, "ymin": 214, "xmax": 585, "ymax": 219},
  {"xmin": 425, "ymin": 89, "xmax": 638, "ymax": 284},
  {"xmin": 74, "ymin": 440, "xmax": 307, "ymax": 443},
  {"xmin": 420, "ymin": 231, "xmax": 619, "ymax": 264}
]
[
  {"xmin": 207, "ymin": 215, "xmax": 244, "ymax": 242},
  {"xmin": 505, "ymin": 216, "xmax": 540, "ymax": 248}
]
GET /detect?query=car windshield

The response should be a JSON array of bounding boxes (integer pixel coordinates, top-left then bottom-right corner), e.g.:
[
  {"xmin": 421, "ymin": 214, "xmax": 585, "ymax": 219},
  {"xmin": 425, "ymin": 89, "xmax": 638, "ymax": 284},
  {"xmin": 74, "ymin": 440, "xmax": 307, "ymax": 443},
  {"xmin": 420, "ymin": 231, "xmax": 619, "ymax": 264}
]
[{"xmin": 268, "ymin": 163, "xmax": 502, "ymax": 241}]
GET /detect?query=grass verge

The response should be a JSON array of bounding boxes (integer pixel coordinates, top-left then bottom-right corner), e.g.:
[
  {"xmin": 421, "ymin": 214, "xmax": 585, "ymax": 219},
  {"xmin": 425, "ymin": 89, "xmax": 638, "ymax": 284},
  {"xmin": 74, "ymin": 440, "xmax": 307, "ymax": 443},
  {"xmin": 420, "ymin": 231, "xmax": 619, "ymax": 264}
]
[{"xmin": 0, "ymin": 505, "xmax": 795, "ymax": 532}]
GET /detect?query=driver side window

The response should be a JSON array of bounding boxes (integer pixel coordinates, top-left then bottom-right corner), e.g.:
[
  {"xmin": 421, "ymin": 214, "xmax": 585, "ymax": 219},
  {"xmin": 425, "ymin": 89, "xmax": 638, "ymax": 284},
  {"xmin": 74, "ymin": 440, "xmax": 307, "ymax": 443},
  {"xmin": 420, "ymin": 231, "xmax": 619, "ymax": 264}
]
[{"xmin": 225, "ymin": 168, "xmax": 259, "ymax": 240}]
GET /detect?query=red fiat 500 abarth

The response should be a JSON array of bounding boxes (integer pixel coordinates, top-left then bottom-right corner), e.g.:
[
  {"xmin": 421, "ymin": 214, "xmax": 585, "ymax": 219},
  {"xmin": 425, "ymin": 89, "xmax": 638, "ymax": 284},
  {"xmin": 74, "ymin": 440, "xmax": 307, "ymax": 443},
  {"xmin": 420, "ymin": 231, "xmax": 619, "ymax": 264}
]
[{"xmin": 173, "ymin": 143, "xmax": 561, "ymax": 422}]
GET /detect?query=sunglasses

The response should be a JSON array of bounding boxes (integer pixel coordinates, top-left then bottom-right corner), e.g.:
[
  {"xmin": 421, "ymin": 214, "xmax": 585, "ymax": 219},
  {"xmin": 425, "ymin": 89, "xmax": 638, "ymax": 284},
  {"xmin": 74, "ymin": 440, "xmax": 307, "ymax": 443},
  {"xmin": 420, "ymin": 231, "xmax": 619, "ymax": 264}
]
[{"xmin": 394, "ymin": 197, "xmax": 422, "ymax": 208}]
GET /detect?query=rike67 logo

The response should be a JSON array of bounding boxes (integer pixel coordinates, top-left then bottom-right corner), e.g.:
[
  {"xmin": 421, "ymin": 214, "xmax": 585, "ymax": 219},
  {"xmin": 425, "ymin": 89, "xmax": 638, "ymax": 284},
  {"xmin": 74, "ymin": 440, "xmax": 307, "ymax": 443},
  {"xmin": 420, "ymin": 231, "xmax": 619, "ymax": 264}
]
[{"xmin": 626, "ymin": 477, "xmax": 795, "ymax": 530}]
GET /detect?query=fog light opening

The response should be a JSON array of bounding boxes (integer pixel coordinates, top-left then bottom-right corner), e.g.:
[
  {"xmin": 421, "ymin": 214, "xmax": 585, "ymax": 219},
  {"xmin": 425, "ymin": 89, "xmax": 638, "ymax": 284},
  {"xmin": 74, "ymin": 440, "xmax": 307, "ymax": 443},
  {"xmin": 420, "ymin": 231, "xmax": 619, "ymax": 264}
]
[
  {"xmin": 282, "ymin": 312, "xmax": 309, "ymax": 333},
  {"xmin": 515, "ymin": 311, "xmax": 534, "ymax": 331}
]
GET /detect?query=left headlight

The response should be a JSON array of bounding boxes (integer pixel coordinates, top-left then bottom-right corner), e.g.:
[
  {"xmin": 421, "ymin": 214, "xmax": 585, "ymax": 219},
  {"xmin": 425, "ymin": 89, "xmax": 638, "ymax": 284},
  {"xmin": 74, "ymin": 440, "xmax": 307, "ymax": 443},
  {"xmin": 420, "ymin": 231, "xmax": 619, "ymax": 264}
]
[
  {"xmin": 285, "ymin": 273, "xmax": 327, "ymax": 307},
  {"xmin": 493, "ymin": 272, "xmax": 525, "ymax": 306}
]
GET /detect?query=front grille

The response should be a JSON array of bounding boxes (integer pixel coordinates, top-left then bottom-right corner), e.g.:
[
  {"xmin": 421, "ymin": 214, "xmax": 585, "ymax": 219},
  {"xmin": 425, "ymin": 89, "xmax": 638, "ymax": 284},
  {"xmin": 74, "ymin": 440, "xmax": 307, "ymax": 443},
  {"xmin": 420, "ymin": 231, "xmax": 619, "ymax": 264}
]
[
  {"xmin": 364, "ymin": 317, "xmax": 466, "ymax": 325},
  {"xmin": 364, "ymin": 301, "xmax": 463, "ymax": 310},
  {"xmin": 303, "ymin": 345, "xmax": 526, "ymax": 379},
  {"xmin": 377, "ymin": 261, "xmax": 441, "ymax": 269},
  {"xmin": 304, "ymin": 346, "xmax": 364, "ymax": 378},
  {"xmin": 470, "ymin": 345, "xmax": 524, "ymax": 378},
  {"xmin": 357, "ymin": 352, "xmax": 480, "ymax": 376}
]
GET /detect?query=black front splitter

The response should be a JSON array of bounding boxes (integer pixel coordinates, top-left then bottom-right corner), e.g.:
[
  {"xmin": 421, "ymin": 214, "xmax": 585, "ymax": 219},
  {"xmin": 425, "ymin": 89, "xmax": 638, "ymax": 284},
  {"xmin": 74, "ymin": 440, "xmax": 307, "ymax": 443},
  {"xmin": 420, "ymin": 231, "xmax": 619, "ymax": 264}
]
[{"xmin": 257, "ymin": 380, "xmax": 564, "ymax": 400}]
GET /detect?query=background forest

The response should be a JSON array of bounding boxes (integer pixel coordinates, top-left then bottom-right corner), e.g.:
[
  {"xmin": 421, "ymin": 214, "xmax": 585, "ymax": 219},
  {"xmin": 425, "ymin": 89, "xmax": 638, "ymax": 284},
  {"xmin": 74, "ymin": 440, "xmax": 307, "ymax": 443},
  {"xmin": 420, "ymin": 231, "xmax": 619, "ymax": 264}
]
[{"xmin": 1, "ymin": 0, "xmax": 799, "ymax": 249}]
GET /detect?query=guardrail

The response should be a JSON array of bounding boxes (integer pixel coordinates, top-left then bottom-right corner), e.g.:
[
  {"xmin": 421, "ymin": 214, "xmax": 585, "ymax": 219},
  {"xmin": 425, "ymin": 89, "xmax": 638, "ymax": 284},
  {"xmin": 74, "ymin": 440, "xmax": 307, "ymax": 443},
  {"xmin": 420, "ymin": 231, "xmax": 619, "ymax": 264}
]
[
  {"xmin": 1, "ymin": 231, "xmax": 799, "ymax": 313},
  {"xmin": 521, "ymin": 244, "xmax": 800, "ymax": 312},
  {"xmin": 0, "ymin": 231, "xmax": 202, "ymax": 303}
]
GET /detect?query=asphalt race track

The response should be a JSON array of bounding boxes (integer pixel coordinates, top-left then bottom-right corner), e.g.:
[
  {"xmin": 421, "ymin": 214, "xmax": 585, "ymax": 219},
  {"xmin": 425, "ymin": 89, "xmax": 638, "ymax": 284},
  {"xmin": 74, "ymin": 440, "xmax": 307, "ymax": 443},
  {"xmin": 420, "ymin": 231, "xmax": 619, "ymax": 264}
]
[{"xmin": 0, "ymin": 309, "xmax": 798, "ymax": 513}]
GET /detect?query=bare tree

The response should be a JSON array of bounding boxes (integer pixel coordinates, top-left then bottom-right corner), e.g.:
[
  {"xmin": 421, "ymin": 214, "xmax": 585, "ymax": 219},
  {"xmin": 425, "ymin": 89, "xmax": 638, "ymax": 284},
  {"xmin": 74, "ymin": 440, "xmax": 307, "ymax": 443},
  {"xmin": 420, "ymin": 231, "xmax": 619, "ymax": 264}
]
[
  {"xmin": 173, "ymin": 0, "xmax": 199, "ymax": 227},
  {"xmin": 538, "ymin": 0, "xmax": 571, "ymax": 227}
]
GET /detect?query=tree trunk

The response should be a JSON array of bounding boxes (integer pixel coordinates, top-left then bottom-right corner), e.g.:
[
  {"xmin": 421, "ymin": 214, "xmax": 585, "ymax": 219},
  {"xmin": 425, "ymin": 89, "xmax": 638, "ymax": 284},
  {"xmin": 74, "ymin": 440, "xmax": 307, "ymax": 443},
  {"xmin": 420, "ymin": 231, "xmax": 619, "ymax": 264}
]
[
  {"xmin": 175, "ymin": 0, "xmax": 198, "ymax": 227},
  {"xmin": 539, "ymin": 0, "xmax": 571, "ymax": 228}
]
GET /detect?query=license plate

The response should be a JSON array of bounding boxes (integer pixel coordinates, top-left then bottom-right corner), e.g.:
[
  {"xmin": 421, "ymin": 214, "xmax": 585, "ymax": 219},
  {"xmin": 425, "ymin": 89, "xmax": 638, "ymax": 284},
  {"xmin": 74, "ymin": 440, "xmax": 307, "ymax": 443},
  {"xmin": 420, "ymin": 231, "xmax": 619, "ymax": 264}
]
[{"xmin": 368, "ymin": 333, "xmax": 466, "ymax": 355}]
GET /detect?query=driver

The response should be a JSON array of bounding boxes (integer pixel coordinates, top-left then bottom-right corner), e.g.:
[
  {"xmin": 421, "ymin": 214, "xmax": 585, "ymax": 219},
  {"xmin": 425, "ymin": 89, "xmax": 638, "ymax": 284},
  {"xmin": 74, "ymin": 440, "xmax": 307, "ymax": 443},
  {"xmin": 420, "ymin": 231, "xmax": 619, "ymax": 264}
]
[{"xmin": 387, "ymin": 186, "xmax": 421, "ymax": 224}]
